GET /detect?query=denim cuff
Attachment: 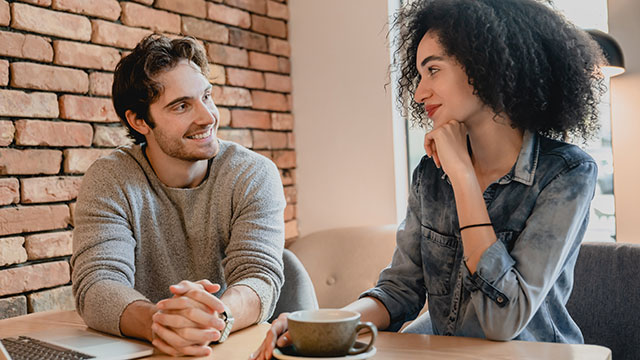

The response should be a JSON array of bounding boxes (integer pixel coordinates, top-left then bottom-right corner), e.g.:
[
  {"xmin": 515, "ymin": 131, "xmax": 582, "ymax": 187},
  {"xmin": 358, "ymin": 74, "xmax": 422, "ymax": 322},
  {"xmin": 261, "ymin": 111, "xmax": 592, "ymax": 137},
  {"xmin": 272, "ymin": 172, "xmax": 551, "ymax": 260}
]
[
  {"xmin": 359, "ymin": 288, "xmax": 411, "ymax": 332},
  {"xmin": 463, "ymin": 240, "xmax": 515, "ymax": 308}
]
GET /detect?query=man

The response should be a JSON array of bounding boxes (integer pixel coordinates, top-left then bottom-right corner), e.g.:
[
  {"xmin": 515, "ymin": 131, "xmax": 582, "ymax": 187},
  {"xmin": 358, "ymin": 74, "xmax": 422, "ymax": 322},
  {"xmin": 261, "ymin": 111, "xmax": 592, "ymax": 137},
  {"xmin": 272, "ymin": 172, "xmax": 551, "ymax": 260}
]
[{"xmin": 71, "ymin": 35, "xmax": 286, "ymax": 357}]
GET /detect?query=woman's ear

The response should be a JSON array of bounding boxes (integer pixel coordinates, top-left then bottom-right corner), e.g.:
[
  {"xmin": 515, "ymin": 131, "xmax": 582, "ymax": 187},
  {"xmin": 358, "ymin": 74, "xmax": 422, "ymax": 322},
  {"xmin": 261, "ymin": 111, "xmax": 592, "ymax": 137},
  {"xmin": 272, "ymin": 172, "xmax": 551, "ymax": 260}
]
[{"xmin": 125, "ymin": 110, "xmax": 151, "ymax": 136}]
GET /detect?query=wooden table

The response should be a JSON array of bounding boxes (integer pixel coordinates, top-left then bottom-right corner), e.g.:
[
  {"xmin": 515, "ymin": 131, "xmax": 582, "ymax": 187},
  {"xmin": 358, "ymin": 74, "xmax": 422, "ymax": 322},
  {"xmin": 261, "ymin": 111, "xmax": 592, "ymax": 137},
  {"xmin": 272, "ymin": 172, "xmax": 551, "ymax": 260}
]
[{"xmin": 0, "ymin": 311, "xmax": 611, "ymax": 359}]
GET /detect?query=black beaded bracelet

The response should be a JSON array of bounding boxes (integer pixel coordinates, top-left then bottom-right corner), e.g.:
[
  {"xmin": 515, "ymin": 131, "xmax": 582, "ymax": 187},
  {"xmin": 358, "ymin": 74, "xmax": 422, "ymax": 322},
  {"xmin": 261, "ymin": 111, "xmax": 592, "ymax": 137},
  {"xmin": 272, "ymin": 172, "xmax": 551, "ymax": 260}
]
[{"xmin": 459, "ymin": 223, "xmax": 493, "ymax": 232}]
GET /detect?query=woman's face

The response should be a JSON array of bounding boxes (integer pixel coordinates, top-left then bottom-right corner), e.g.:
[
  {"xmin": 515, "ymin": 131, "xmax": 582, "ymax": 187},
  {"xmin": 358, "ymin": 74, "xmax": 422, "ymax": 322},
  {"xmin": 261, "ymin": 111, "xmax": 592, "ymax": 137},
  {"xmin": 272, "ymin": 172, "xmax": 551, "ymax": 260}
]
[{"xmin": 413, "ymin": 32, "xmax": 487, "ymax": 129}]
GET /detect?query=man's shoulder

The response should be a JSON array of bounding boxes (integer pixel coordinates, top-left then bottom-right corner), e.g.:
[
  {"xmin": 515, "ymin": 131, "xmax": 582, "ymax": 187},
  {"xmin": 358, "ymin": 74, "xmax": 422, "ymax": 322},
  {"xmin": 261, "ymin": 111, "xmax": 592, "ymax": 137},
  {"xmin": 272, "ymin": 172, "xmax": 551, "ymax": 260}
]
[{"xmin": 217, "ymin": 140, "xmax": 276, "ymax": 169}]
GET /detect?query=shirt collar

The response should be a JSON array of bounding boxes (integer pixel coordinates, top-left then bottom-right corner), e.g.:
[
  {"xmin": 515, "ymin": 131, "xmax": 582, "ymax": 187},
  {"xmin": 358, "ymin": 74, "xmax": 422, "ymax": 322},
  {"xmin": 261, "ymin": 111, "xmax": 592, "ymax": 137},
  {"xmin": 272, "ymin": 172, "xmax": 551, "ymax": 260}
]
[{"xmin": 503, "ymin": 130, "xmax": 539, "ymax": 186}]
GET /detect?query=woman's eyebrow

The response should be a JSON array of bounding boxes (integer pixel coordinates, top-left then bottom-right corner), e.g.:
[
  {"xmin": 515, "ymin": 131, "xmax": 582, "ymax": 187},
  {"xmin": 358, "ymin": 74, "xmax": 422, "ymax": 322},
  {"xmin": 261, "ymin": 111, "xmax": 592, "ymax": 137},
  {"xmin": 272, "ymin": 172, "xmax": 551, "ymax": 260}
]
[{"xmin": 420, "ymin": 55, "xmax": 445, "ymax": 68}]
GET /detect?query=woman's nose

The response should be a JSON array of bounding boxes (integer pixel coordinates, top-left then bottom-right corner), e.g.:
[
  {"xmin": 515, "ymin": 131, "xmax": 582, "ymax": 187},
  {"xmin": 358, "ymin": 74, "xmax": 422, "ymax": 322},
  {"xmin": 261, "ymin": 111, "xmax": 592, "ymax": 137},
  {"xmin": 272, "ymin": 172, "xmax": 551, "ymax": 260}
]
[{"xmin": 414, "ymin": 78, "xmax": 432, "ymax": 104}]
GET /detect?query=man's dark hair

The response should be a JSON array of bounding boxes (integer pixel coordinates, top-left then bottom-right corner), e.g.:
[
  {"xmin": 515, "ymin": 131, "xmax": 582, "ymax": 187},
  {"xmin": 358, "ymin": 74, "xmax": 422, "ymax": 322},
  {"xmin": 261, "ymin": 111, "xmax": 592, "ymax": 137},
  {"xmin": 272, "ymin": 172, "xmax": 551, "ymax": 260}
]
[
  {"xmin": 112, "ymin": 34, "xmax": 210, "ymax": 144},
  {"xmin": 392, "ymin": 0, "xmax": 606, "ymax": 141}
]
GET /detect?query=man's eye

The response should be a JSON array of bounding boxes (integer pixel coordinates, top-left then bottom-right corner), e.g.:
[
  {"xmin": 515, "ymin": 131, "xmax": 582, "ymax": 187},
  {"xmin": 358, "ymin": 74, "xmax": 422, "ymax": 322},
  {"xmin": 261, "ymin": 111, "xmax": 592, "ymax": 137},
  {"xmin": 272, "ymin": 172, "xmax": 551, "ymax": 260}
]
[{"xmin": 174, "ymin": 103, "xmax": 188, "ymax": 112}]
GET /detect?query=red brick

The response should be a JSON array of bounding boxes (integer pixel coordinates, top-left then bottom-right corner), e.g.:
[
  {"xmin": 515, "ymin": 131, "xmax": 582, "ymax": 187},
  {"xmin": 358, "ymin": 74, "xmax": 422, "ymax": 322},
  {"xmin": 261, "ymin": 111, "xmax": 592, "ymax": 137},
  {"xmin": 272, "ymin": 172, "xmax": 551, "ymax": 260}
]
[
  {"xmin": 0, "ymin": 149, "xmax": 62, "ymax": 175},
  {"xmin": 225, "ymin": 0, "xmax": 266, "ymax": 15},
  {"xmin": 248, "ymin": 51, "xmax": 278, "ymax": 72},
  {"xmin": 91, "ymin": 20, "xmax": 152, "ymax": 49},
  {"xmin": 27, "ymin": 285, "xmax": 75, "ymax": 313},
  {"xmin": 217, "ymin": 129, "xmax": 252, "ymax": 148},
  {"xmin": 121, "ymin": 2, "xmax": 181, "ymax": 34},
  {"xmin": 89, "ymin": 72, "xmax": 113, "ymax": 97},
  {"xmin": 206, "ymin": 43, "xmax": 248, "ymax": 67},
  {"xmin": 0, "ymin": 120, "xmax": 13, "ymax": 146},
  {"xmin": 93, "ymin": 125, "xmax": 132, "ymax": 147},
  {"xmin": 24, "ymin": 231, "xmax": 72, "ymax": 260},
  {"xmin": 267, "ymin": 0, "xmax": 288, "ymax": 20},
  {"xmin": 284, "ymin": 185, "xmax": 296, "ymax": 203},
  {"xmin": 0, "ymin": 31, "xmax": 53, "ymax": 62},
  {"xmin": 0, "ymin": 295, "xmax": 27, "ymax": 319},
  {"xmin": 11, "ymin": 3, "xmax": 91, "ymax": 41},
  {"xmin": 63, "ymin": 148, "xmax": 113, "ymax": 174},
  {"xmin": 231, "ymin": 109, "xmax": 270, "ymax": 129},
  {"xmin": 208, "ymin": 64, "xmax": 226, "ymax": 85},
  {"xmin": 229, "ymin": 28, "xmax": 267, "ymax": 52},
  {"xmin": 271, "ymin": 112, "xmax": 293, "ymax": 130},
  {"xmin": 251, "ymin": 15, "xmax": 286, "ymax": 38},
  {"xmin": 284, "ymin": 203, "xmax": 295, "ymax": 221},
  {"xmin": 0, "ymin": 89, "xmax": 58, "ymax": 118},
  {"xmin": 69, "ymin": 201, "xmax": 76, "ymax": 226},
  {"xmin": 0, "ymin": 205, "xmax": 69, "ymax": 237},
  {"xmin": 226, "ymin": 68, "xmax": 264, "ymax": 89},
  {"xmin": 0, "ymin": 178, "xmax": 19, "ymax": 206},
  {"xmin": 287, "ymin": 131, "xmax": 295, "ymax": 148},
  {"xmin": 0, "ymin": 0, "xmax": 9, "ymax": 26},
  {"xmin": 207, "ymin": 3, "xmax": 250, "ymax": 29},
  {"xmin": 0, "ymin": 59, "xmax": 7, "ymax": 86},
  {"xmin": 268, "ymin": 37, "xmax": 290, "ymax": 57},
  {"xmin": 252, "ymin": 130, "xmax": 287, "ymax": 149},
  {"xmin": 181, "ymin": 16, "xmax": 229, "ymax": 43},
  {"xmin": 155, "ymin": 0, "xmax": 206, "ymax": 18},
  {"xmin": 54, "ymin": 40, "xmax": 120, "ymax": 71},
  {"xmin": 52, "ymin": 0, "xmax": 120, "ymax": 20},
  {"xmin": 14, "ymin": 120, "xmax": 93, "ymax": 147},
  {"xmin": 280, "ymin": 168, "xmax": 295, "ymax": 186},
  {"xmin": 10, "ymin": 62, "xmax": 89, "ymax": 93},
  {"xmin": 264, "ymin": 73, "xmax": 291, "ymax": 93},
  {"xmin": 212, "ymin": 86, "xmax": 252, "ymax": 107},
  {"xmin": 20, "ymin": 176, "xmax": 82, "ymax": 204},
  {"xmin": 18, "ymin": 0, "xmax": 51, "ymax": 6},
  {"xmin": 278, "ymin": 56, "xmax": 290, "ymax": 73},
  {"xmin": 251, "ymin": 90, "xmax": 288, "ymax": 111},
  {"xmin": 0, "ymin": 236, "xmax": 27, "ymax": 267},
  {"xmin": 59, "ymin": 95, "xmax": 119, "ymax": 123},
  {"xmin": 0, "ymin": 261, "xmax": 70, "ymax": 296},
  {"xmin": 132, "ymin": 0, "xmax": 152, "ymax": 4},
  {"xmin": 273, "ymin": 150, "xmax": 295, "ymax": 168},
  {"xmin": 285, "ymin": 219, "xmax": 298, "ymax": 240},
  {"xmin": 218, "ymin": 107, "xmax": 231, "ymax": 127}
]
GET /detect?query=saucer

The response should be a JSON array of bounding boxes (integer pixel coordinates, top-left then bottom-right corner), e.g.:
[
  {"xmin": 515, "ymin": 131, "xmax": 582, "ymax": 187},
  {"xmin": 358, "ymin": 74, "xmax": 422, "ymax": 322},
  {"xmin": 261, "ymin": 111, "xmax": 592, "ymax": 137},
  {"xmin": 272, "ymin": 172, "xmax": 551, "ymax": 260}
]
[{"xmin": 272, "ymin": 341, "xmax": 376, "ymax": 360}]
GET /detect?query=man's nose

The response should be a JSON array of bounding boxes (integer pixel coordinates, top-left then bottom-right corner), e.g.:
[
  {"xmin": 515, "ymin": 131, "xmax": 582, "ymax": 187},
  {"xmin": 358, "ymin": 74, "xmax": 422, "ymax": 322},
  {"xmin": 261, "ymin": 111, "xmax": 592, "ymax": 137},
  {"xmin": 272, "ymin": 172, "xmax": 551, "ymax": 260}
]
[{"xmin": 195, "ymin": 100, "xmax": 217, "ymax": 125}]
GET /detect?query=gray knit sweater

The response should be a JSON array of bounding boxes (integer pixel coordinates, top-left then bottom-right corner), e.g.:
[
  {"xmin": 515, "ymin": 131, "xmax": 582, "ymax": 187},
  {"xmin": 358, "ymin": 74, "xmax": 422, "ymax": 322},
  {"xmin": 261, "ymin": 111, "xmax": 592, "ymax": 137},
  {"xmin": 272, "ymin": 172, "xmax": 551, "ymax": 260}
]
[{"xmin": 71, "ymin": 140, "xmax": 286, "ymax": 336}]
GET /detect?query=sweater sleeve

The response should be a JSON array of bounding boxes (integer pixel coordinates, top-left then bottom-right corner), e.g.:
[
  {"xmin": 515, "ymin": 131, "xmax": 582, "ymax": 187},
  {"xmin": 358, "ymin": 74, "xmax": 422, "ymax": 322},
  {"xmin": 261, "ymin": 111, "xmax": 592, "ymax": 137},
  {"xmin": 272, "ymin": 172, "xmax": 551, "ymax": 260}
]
[
  {"xmin": 222, "ymin": 155, "xmax": 286, "ymax": 323},
  {"xmin": 71, "ymin": 157, "xmax": 148, "ymax": 336}
]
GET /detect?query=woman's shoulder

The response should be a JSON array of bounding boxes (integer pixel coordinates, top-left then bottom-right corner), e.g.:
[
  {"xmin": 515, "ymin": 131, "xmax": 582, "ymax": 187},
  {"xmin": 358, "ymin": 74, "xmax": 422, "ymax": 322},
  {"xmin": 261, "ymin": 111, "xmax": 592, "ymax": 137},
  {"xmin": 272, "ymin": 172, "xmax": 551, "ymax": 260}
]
[{"xmin": 537, "ymin": 136, "xmax": 595, "ymax": 169}]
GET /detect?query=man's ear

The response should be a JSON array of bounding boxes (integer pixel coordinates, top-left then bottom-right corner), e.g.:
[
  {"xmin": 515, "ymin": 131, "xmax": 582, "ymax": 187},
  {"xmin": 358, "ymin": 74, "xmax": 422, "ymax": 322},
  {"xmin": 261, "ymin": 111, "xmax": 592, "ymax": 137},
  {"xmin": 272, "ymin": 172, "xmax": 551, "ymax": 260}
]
[{"xmin": 125, "ymin": 110, "xmax": 151, "ymax": 136}]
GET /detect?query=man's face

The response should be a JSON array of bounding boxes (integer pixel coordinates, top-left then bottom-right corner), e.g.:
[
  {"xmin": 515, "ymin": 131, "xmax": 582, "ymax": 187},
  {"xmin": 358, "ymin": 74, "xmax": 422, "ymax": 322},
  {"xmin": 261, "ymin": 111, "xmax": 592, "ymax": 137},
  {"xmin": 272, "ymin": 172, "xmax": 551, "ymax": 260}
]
[{"xmin": 145, "ymin": 59, "xmax": 220, "ymax": 163}]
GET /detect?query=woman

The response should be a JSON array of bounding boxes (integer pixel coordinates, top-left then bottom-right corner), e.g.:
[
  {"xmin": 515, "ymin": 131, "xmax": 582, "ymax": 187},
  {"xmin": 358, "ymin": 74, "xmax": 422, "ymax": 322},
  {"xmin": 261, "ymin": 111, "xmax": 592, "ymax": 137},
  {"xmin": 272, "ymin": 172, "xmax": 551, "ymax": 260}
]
[{"xmin": 253, "ymin": 0, "xmax": 605, "ymax": 357}]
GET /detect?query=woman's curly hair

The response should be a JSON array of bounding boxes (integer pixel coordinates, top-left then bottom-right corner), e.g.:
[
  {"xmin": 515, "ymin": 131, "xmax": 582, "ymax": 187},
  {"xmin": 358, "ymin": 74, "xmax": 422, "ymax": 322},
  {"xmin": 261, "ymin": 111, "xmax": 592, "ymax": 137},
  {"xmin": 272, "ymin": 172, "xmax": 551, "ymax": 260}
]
[{"xmin": 392, "ymin": 0, "xmax": 606, "ymax": 141}]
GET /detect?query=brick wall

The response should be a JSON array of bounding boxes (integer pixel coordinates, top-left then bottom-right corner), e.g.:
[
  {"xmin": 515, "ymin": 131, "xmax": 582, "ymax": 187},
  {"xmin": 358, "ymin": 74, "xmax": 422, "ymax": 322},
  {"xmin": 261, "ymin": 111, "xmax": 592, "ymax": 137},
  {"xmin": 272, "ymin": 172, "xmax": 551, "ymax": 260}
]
[{"xmin": 0, "ymin": 0, "xmax": 297, "ymax": 320}]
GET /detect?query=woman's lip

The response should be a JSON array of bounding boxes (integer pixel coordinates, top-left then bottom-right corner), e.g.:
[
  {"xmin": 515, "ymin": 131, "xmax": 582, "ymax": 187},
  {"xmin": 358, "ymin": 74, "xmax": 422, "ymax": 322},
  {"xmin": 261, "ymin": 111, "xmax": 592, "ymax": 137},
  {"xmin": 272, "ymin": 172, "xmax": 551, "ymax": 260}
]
[{"xmin": 425, "ymin": 105, "xmax": 441, "ymax": 117}]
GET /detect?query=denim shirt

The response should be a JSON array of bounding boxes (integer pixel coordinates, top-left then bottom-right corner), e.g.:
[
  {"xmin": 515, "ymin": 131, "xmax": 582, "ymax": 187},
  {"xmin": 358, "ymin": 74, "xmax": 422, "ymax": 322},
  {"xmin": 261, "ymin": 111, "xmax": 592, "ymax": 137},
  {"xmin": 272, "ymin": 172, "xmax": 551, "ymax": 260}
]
[{"xmin": 362, "ymin": 131, "xmax": 597, "ymax": 343}]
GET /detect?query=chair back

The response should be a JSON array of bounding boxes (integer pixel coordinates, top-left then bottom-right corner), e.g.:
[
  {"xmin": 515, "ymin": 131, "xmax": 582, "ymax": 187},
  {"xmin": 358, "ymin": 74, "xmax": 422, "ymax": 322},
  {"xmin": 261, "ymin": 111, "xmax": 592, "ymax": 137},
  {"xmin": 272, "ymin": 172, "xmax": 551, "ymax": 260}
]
[
  {"xmin": 566, "ymin": 241, "xmax": 640, "ymax": 360},
  {"xmin": 287, "ymin": 225, "xmax": 397, "ymax": 308},
  {"xmin": 269, "ymin": 249, "xmax": 318, "ymax": 322}
]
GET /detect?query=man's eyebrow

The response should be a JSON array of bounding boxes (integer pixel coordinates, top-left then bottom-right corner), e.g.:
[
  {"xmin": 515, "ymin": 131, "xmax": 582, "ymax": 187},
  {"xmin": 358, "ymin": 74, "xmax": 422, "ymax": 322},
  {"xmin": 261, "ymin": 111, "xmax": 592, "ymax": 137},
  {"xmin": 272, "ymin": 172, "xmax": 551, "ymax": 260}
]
[
  {"xmin": 420, "ymin": 55, "xmax": 445, "ymax": 68},
  {"xmin": 164, "ymin": 96, "xmax": 192, "ymax": 109},
  {"xmin": 163, "ymin": 85, "xmax": 212, "ymax": 109}
]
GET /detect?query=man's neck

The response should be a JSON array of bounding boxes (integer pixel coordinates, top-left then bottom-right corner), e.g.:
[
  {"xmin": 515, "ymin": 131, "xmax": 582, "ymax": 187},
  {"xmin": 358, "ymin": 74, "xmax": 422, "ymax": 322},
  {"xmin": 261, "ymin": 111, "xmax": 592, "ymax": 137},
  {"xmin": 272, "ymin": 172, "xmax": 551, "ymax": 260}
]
[{"xmin": 144, "ymin": 145, "xmax": 210, "ymax": 188}]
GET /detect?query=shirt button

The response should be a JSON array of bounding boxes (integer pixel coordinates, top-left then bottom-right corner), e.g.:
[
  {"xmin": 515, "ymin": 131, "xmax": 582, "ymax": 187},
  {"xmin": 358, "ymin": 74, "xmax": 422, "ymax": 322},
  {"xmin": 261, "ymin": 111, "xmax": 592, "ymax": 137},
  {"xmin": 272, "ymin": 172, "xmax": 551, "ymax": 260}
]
[{"xmin": 497, "ymin": 296, "xmax": 504, "ymax": 304}]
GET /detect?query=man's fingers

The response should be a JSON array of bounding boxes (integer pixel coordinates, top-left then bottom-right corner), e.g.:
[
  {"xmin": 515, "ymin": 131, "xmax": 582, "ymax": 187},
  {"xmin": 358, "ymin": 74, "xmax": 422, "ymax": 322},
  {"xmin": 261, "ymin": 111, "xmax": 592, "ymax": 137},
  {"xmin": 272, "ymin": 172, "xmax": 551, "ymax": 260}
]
[
  {"xmin": 152, "ymin": 336, "xmax": 211, "ymax": 357},
  {"xmin": 152, "ymin": 336, "xmax": 182, "ymax": 357},
  {"xmin": 152, "ymin": 323, "xmax": 191, "ymax": 349}
]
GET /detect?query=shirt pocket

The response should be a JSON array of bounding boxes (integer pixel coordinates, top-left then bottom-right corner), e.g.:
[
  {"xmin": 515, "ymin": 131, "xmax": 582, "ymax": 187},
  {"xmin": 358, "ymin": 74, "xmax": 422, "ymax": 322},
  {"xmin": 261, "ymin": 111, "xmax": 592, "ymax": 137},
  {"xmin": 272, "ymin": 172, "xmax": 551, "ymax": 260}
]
[{"xmin": 420, "ymin": 225, "xmax": 459, "ymax": 296}]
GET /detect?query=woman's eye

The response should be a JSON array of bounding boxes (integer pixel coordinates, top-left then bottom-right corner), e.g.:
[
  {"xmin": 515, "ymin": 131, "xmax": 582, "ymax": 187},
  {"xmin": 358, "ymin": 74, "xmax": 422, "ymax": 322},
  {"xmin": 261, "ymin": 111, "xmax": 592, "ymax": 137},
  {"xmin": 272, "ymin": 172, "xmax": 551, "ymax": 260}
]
[
  {"xmin": 428, "ymin": 67, "xmax": 439, "ymax": 76},
  {"xmin": 203, "ymin": 92, "xmax": 212, "ymax": 101}
]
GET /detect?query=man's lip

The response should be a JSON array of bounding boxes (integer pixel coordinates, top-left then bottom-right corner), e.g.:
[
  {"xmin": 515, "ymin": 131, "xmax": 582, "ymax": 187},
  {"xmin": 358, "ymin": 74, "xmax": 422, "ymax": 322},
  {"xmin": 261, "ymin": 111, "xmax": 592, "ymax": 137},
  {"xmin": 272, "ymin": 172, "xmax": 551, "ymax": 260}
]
[
  {"xmin": 425, "ymin": 104, "xmax": 441, "ymax": 117},
  {"xmin": 186, "ymin": 127, "xmax": 212, "ymax": 139}
]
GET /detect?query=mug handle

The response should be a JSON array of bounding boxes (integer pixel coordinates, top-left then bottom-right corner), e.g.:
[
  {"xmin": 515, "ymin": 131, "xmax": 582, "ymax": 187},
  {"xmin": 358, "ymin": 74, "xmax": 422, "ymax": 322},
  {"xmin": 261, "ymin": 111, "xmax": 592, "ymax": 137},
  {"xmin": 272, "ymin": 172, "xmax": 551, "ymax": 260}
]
[{"xmin": 348, "ymin": 321, "xmax": 378, "ymax": 355}]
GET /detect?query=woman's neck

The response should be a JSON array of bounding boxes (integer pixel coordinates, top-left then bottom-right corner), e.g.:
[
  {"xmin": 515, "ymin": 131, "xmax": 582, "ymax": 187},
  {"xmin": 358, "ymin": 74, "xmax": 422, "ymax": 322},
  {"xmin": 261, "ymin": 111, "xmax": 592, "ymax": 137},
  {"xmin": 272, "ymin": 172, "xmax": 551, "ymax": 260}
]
[{"xmin": 466, "ymin": 116, "xmax": 524, "ymax": 190}]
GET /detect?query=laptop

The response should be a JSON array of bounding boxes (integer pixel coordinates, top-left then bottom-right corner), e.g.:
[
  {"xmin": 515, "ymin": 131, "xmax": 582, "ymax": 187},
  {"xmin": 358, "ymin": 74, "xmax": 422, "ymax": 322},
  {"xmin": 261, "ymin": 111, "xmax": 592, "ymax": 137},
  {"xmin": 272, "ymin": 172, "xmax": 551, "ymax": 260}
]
[{"xmin": 0, "ymin": 327, "xmax": 153, "ymax": 360}]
